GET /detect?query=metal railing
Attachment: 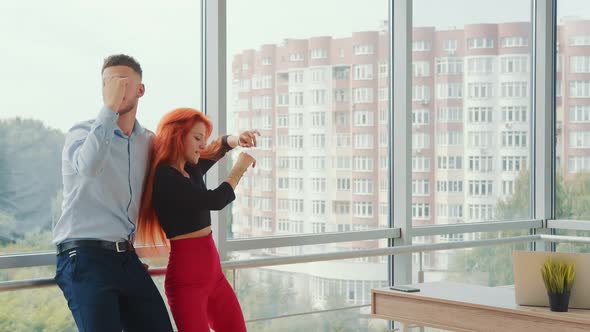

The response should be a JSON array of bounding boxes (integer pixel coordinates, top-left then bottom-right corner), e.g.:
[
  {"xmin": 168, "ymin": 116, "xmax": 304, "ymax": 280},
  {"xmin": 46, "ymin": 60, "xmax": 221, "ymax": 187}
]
[{"xmin": 2, "ymin": 233, "xmax": 589, "ymax": 293}]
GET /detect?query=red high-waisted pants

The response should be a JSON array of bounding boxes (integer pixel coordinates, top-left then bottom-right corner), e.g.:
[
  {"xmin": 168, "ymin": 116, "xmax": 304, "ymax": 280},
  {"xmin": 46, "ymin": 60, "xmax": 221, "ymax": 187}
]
[{"xmin": 165, "ymin": 233, "xmax": 246, "ymax": 332}]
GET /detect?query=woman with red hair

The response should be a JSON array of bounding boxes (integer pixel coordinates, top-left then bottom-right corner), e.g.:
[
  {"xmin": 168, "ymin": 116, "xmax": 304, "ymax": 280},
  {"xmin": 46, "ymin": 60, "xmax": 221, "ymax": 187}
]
[{"xmin": 137, "ymin": 107, "xmax": 257, "ymax": 332}]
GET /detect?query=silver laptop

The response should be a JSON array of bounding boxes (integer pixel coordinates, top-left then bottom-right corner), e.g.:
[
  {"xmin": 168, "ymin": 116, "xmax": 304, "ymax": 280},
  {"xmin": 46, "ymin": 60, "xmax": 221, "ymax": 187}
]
[{"xmin": 512, "ymin": 250, "xmax": 590, "ymax": 309}]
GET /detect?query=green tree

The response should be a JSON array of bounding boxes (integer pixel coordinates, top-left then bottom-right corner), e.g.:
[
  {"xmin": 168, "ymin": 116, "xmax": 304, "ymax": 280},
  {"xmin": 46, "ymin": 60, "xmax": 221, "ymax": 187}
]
[
  {"xmin": 448, "ymin": 168, "xmax": 588, "ymax": 286},
  {"xmin": 0, "ymin": 118, "xmax": 64, "ymax": 237},
  {"xmin": 449, "ymin": 170, "xmax": 532, "ymax": 286}
]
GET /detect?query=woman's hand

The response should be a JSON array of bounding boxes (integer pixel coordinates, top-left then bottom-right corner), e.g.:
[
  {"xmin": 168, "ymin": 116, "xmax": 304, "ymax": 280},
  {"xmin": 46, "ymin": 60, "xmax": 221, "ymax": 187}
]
[
  {"xmin": 226, "ymin": 152, "xmax": 256, "ymax": 189},
  {"xmin": 236, "ymin": 152, "xmax": 256, "ymax": 169},
  {"xmin": 238, "ymin": 130, "xmax": 260, "ymax": 148}
]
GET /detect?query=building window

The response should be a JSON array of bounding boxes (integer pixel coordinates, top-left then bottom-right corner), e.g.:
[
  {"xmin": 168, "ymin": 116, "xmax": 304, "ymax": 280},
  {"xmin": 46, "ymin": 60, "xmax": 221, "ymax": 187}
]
[
  {"xmin": 569, "ymin": 35, "xmax": 590, "ymax": 46},
  {"xmin": 353, "ymin": 134, "xmax": 373, "ymax": 149},
  {"xmin": 501, "ymin": 36, "xmax": 528, "ymax": 48},
  {"xmin": 501, "ymin": 56, "xmax": 528, "ymax": 73},
  {"xmin": 311, "ymin": 156, "xmax": 325, "ymax": 170},
  {"xmin": 412, "ymin": 61, "xmax": 430, "ymax": 77},
  {"xmin": 353, "ymin": 179, "xmax": 374, "ymax": 195},
  {"xmin": 501, "ymin": 131, "xmax": 527, "ymax": 148},
  {"xmin": 468, "ymin": 131, "xmax": 494, "ymax": 148},
  {"xmin": 469, "ymin": 156, "xmax": 494, "ymax": 172},
  {"xmin": 571, "ymin": 56, "xmax": 590, "ymax": 73},
  {"xmin": 436, "ymin": 83, "xmax": 462, "ymax": 99},
  {"xmin": 412, "ymin": 156, "xmax": 431, "ymax": 172},
  {"xmin": 466, "ymin": 57, "xmax": 493, "ymax": 74},
  {"xmin": 412, "ymin": 40, "xmax": 431, "ymax": 52},
  {"xmin": 412, "ymin": 85, "xmax": 431, "ymax": 102},
  {"xmin": 289, "ymin": 52, "xmax": 304, "ymax": 61},
  {"xmin": 569, "ymin": 81, "xmax": 590, "ymax": 98},
  {"xmin": 501, "ymin": 82, "xmax": 528, "ymax": 98},
  {"xmin": 412, "ymin": 203, "xmax": 430, "ymax": 219},
  {"xmin": 413, "ymin": 133, "xmax": 430, "ymax": 149},
  {"xmin": 502, "ymin": 180, "xmax": 515, "ymax": 196},
  {"xmin": 354, "ymin": 110, "xmax": 375, "ymax": 126},
  {"xmin": 353, "ymin": 44, "xmax": 374, "ymax": 55},
  {"xmin": 570, "ymin": 132, "xmax": 590, "ymax": 148},
  {"xmin": 412, "ymin": 179, "xmax": 430, "ymax": 195},
  {"xmin": 334, "ymin": 156, "xmax": 352, "ymax": 170},
  {"xmin": 412, "ymin": 109, "xmax": 430, "ymax": 125},
  {"xmin": 354, "ymin": 202, "xmax": 373, "ymax": 218},
  {"xmin": 569, "ymin": 156, "xmax": 590, "ymax": 173},
  {"xmin": 261, "ymin": 57, "xmax": 272, "ymax": 65},
  {"xmin": 333, "ymin": 201, "xmax": 351, "ymax": 215},
  {"xmin": 335, "ymin": 134, "xmax": 351, "ymax": 147},
  {"xmin": 311, "ymin": 178, "xmax": 326, "ymax": 193},
  {"xmin": 353, "ymin": 88, "xmax": 374, "ymax": 103},
  {"xmin": 468, "ymin": 180, "xmax": 493, "ymax": 196},
  {"xmin": 353, "ymin": 156, "xmax": 374, "ymax": 171},
  {"xmin": 312, "ymin": 200, "xmax": 326, "ymax": 215},
  {"xmin": 354, "ymin": 64, "xmax": 374, "ymax": 80},
  {"xmin": 437, "ymin": 107, "xmax": 462, "ymax": 122},
  {"xmin": 502, "ymin": 156, "xmax": 527, "ymax": 171},
  {"xmin": 311, "ymin": 112, "xmax": 326, "ymax": 127},
  {"xmin": 379, "ymin": 62, "xmax": 388, "ymax": 78},
  {"xmin": 311, "ymin": 68, "xmax": 326, "ymax": 82},
  {"xmin": 443, "ymin": 39, "xmax": 457, "ymax": 52},
  {"xmin": 468, "ymin": 107, "xmax": 493, "ymax": 123},
  {"xmin": 436, "ymin": 180, "xmax": 463, "ymax": 193},
  {"xmin": 310, "ymin": 48, "xmax": 328, "ymax": 59},
  {"xmin": 436, "ymin": 131, "xmax": 462, "ymax": 146},
  {"xmin": 467, "ymin": 37, "xmax": 494, "ymax": 49},
  {"xmin": 290, "ymin": 92, "xmax": 304, "ymax": 107},
  {"xmin": 333, "ymin": 89, "xmax": 349, "ymax": 103},
  {"xmin": 277, "ymin": 94, "xmax": 289, "ymax": 106},
  {"xmin": 467, "ymin": 83, "xmax": 493, "ymax": 99},
  {"xmin": 336, "ymin": 178, "xmax": 351, "ymax": 191},
  {"xmin": 501, "ymin": 106, "xmax": 527, "ymax": 123},
  {"xmin": 289, "ymin": 71, "xmax": 304, "ymax": 84},
  {"xmin": 436, "ymin": 57, "xmax": 462, "ymax": 75},
  {"xmin": 310, "ymin": 90, "xmax": 326, "ymax": 105},
  {"xmin": 311, "ymin": 134, "xmax": 326, "ymax": 149},
  {"xmin": 468, "ymin": 204, "xmax": 494, "ymax": 220},
  {"xmin": 437, "ymin": 155, "xmax": 463, "ymax": 170},
  {"xmin": 437, "ymin": 204, "xmax": 463, "ymax": 219}
]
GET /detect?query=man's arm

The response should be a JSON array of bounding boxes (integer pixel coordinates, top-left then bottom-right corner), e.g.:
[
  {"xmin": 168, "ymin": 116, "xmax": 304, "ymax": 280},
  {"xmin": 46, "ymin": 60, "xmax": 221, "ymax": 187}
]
[
  {"xmin": 64, "ymin": 77, "xmax": 128, "ymax": 177},
  {"xmin": 64, "ymin": 108, "xmax": 119, "ymax": 177}
]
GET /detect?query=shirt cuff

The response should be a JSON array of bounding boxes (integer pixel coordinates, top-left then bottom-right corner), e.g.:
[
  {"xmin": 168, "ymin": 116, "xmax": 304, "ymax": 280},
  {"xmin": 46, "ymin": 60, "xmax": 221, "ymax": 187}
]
[
  {"xmin": 221, "ymin": 135, "xmax": 233, "ymax": 150},
  {"xmin": 220, "ymin": 181, "xmax": 236, "ymax": 201},
  {"xmin": 96, "ymin": 106, "xmax": 119, "ymax": 127}
]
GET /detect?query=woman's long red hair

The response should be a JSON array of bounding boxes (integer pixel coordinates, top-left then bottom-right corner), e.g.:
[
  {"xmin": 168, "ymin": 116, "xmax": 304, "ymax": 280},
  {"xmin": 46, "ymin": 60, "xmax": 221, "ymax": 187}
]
[{"xmin": 136, "ymin": 108, "xmax": 226, "ymax": 253}]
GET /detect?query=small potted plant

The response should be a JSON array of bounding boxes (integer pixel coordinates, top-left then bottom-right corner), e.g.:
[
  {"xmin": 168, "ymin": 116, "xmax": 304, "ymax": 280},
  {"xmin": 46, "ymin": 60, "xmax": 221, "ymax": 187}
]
[{"xmin": 540, "ymin": 258, "xmax": 576, "ymax": 312}]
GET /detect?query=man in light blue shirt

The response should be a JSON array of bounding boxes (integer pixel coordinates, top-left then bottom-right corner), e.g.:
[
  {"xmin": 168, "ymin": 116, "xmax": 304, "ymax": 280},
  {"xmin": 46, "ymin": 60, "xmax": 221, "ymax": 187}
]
[{"xmin": 53, "ymin": 54, "xmax": 173, "ymax": 332}]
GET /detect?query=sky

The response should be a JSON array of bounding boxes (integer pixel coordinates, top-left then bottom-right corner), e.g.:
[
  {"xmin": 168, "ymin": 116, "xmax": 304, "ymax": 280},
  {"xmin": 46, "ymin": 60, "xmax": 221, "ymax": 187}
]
[{"xmin": 0, "ymin": 0, "xmax": 587, "ymax": 133}]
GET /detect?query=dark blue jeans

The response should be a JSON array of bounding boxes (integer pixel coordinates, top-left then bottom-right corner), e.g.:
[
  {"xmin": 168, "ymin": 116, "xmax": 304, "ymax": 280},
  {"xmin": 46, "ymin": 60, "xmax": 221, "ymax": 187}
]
[{"xmin": 54, "ymin": 246, "xmax": 173, "ymax": 332}]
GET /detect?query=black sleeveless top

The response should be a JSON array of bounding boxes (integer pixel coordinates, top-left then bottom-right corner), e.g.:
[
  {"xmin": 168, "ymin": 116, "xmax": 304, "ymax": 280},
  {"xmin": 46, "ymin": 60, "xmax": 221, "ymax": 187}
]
[{"xmin": 152, "ymin": 159, "xmax": 235, "ymax": 238}]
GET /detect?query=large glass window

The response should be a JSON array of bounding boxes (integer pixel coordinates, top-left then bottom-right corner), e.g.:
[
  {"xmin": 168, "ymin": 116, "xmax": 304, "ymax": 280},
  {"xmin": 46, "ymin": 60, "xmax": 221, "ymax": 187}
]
[
  {"xmin": 555, "ymin": 0, "xmax": 590, "ymax": 220},
  {"xmin": 227, "ymin": 0, "xmax": 390, "ymax": 238},
  {"xmin": 413, "ymin": 0, "xmax": 532, "ymax": 227},
  {"xmin": 226, "ymin": 0, "xmax": 389, "ymax": 329},
  {"xmin": 0, "ymin": 1, "xmax": 201, "ymax": 329},
  {"xmin": 412, "ymin": 0, "xmax": 532, "ymax": 284}
]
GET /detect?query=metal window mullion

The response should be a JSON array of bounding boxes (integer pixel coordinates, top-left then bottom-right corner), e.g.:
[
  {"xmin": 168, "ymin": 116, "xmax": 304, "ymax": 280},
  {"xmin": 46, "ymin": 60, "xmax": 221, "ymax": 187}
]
[
  {"xmin": 204, "ymin": 0, "xmax": 229, "ymax": 259},
  {"xmin": 532, "ymin": 0, "xmax": 556, "ymax": 251},
  {"xmin": 392, "ymin": 0, "xmax": 413, "ymax": 286}
]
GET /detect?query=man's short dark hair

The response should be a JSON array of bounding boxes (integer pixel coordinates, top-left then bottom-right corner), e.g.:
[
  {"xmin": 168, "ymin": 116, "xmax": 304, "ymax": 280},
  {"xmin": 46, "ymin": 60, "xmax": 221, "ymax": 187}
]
[{"xmin": 102, "ymin": 54, "xmax": 143, "ymax": 78}]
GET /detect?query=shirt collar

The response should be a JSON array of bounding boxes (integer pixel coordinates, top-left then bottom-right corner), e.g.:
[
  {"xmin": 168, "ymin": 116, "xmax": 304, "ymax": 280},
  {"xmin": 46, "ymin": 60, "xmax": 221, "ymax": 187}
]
[{"xmin": 114, "ymin": 119, "xmax": 144, "ymax": 139}]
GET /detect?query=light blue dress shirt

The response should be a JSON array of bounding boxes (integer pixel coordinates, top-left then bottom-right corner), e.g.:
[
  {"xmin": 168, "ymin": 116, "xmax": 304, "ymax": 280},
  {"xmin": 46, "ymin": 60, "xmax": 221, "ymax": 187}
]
[{"xmin": 52, "ymin": 107, "xmax": 153, "ymax": 245}]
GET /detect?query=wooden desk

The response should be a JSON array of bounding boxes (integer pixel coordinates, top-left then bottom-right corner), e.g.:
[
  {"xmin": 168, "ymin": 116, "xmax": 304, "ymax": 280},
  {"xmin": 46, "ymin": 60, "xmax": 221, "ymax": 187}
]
[{"xmin": 372, "ymin": 282, "xmax": 590, "ymax": 332}]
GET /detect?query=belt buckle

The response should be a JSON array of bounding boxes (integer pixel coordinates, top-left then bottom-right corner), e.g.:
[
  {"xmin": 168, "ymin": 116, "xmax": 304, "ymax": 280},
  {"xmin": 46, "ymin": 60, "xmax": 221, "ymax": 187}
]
[{"xmin": 115, "ymin": 241, "xmax": 125, "ymax": 253}]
